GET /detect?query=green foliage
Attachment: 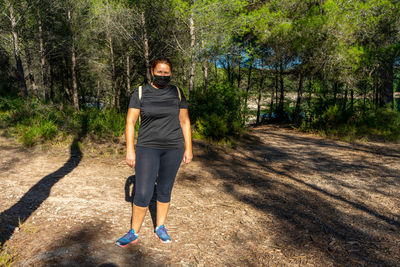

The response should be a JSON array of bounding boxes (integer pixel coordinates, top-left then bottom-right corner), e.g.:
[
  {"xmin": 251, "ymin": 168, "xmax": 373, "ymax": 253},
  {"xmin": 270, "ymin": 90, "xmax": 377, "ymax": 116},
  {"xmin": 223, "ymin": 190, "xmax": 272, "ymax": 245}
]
[
  {"xmin": 0, "ymin": 97, "xmax": 25, "ymax": 112},
  {"xmin": 189, "ymin": 82, "xmax": 243, "ymax": 143},
  {"xmin": 322, "ymin": 104, "xmax": 349, "ymax": 128},
  {"xmin": 39, "ymin": 120, "xmax": 58, "ymax": 140},
  {"xmin": 0, "ymin": 96, "xmax": 62, "ymax": 145},
  {"xmin": 86, "ymin": 108, "xmax": 125, "ymax": 138},
  {"xmin": 300, "ymin": 104, "xmax": 400, "ymax": 142},
  {"xmin": 19, "ymin": 125, "xmax": 40, "ymax": 147},
  {"xmin": 0, "ymin": 96, "xmax": 127, "ymax": 147}
]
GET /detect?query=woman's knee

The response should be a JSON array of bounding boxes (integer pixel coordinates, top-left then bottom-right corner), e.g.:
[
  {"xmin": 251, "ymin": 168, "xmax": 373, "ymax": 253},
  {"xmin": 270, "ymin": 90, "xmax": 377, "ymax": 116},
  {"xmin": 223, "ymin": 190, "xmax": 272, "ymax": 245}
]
[
  {"xmin": 133, "ymin": 188, "xmax": 153, "ymax": 207},
  {"xmin": 157, "ymin": 195, "xmax": 171, "ymax": 203},
  {"xmin": 133, "ymin": 197, "xmax": 151, "ymax": 207},
  {"xmin": 156, "ymin": 188, "xmax": 172, "ymax": 203}
]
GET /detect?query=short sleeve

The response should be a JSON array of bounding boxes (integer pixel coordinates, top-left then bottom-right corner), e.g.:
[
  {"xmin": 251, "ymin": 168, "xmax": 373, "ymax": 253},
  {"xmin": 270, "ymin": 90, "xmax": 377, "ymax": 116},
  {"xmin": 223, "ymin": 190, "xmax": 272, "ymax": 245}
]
[
  {"xmin": 128, "ymin": 88, "xmax": 140, "ymax": 109},
  {"xmin": 178, "ymin": 87, "xmax": 188, "ymax": 109}
]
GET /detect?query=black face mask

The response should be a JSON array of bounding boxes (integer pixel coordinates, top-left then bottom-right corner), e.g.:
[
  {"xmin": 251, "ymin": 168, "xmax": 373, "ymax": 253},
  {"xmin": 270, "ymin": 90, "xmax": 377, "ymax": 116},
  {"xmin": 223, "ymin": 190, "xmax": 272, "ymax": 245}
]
[{"xmin": 153, "ymin": 75, "xmax": 171, "ymax": 87}]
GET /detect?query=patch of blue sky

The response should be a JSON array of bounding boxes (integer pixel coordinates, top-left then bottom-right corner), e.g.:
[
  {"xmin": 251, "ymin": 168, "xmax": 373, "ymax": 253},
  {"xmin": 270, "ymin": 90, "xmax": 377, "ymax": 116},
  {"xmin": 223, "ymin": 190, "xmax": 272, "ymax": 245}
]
[{"xmin": 214, "ymin": 49, "xmax": 302, "ymax": 71}]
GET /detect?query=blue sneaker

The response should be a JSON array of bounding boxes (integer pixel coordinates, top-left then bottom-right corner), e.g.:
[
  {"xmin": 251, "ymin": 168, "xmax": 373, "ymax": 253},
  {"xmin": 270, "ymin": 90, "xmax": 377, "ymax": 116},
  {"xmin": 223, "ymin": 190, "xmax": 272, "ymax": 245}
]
[
  {"xmin": 115, "ymin": 229, "xmax": 139, "ymax": 247},
  {"xmin": 154, "ymin": 225, "xmax": 171, "ymax": 243}
]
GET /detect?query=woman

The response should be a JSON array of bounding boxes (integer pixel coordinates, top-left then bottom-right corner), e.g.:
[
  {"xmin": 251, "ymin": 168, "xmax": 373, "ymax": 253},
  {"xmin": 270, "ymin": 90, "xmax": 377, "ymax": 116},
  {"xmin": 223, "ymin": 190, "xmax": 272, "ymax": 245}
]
[{"xmin": 116, "ymin": 57, "xmax": 193, "ymax": 247}]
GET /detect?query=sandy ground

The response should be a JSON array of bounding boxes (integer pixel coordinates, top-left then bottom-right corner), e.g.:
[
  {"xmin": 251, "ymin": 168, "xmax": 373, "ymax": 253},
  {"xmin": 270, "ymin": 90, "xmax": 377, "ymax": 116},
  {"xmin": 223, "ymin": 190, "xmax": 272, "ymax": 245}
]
[{"xmin": 1, "ymin": 124, "xmax": 400, "ymax": 266}]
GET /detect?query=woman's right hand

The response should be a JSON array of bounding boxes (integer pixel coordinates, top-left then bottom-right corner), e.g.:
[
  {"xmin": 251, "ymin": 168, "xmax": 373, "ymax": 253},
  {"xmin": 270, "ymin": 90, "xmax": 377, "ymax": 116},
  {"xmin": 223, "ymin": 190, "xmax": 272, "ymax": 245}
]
[{"xmin": 126, "ymin": 150, "xmax": 136, "ymax": 168}]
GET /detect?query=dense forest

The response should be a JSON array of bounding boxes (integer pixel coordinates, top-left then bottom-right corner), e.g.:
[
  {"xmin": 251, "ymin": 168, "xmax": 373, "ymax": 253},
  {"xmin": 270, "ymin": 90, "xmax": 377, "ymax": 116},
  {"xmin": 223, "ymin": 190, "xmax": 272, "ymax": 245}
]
[{"xmin": 0, "ymin": 0, "xmax": 400, "ymax": 145}]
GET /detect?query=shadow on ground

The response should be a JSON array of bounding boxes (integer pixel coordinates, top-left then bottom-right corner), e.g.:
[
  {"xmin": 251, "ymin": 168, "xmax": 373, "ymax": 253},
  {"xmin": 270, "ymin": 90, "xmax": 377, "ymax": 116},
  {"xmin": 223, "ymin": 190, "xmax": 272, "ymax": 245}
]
[
  {"xmin": 0, "ymin": 115, "xmax": 89, "ymax": 245},
  {"xmin": 194, "ymin": 126, "xmax": 400, "ymax": 266},
  {"xmin": 18, "ymin": 222, "xmax": 167, "ymax": 267}
]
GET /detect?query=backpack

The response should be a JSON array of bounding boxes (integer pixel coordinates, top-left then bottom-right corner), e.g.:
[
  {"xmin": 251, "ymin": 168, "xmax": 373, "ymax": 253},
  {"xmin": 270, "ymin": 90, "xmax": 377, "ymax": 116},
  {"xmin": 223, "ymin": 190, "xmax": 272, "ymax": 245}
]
[{"xmin": 137, "ymin": 85, "xmax": 182, "ymax": 124}]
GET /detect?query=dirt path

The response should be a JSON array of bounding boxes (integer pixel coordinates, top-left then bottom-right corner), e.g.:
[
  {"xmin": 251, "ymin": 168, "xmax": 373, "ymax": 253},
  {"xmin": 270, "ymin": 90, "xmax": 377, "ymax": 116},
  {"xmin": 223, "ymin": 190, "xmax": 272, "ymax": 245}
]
[{"xmin": 1, "ymin": 125, "xmax": 400, "ymax": 266}]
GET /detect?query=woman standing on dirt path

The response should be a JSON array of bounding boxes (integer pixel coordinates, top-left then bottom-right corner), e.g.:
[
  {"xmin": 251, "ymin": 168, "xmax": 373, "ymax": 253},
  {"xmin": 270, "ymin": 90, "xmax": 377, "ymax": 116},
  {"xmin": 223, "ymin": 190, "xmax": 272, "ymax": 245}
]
[{"xmin": 116, "ymin": 57, "xmax": 193, "ymax": 247}]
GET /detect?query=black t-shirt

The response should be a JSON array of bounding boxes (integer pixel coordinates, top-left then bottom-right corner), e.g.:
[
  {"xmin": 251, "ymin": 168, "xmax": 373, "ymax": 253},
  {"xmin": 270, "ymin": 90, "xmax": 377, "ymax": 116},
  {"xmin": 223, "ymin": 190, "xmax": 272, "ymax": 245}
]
[{"xmin": 128, "ymin": 83, "xmax": 188, "ymax": 149}]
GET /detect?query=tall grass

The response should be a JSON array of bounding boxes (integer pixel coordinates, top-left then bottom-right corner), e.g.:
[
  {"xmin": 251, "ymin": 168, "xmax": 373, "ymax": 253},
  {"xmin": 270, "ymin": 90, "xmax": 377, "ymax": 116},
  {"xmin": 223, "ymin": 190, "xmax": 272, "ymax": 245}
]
[
  {"xmin": 299, "ymin": 104, "xmax": 400, "ymax": 142},
  {"xmin": 86, "ymin": 108, "xmax": 126, "ymax": 138},
  {"xmin": 0, "ymin": 96, "xmax": 126, "ymax": 147}
]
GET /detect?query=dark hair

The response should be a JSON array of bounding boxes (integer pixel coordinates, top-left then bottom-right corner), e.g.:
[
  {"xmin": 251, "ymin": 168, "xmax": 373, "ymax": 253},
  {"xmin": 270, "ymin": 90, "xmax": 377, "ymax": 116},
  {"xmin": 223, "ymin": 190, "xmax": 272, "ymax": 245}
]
[{"xmin": 151, "ymin": 57, "xmax": 173, "ymax": 72}]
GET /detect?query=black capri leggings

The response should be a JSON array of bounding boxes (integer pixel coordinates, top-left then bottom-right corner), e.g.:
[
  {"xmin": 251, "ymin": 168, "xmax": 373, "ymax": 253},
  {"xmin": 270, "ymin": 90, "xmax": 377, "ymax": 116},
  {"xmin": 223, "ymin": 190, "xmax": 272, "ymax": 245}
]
[{"xmin": 133, "ymin": 145, "xmax": 185, "ymax": 207}]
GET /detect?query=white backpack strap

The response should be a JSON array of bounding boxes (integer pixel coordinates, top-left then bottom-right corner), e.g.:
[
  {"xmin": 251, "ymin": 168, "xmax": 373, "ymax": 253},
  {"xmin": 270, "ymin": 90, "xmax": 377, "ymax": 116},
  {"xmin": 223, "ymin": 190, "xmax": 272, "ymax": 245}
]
[
  {"xmin": 176, "ymin": 86, "xmax": 181, "ymax": 101},
  {"xmin": 138, "ymin": 86, "xmax": 142, "ymax": 124}
]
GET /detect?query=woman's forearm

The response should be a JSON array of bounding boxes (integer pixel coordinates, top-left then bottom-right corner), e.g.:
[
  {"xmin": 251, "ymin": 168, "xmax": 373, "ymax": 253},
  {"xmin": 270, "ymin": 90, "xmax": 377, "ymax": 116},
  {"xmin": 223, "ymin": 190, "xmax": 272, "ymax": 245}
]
[
  {"xmin": 181, "ymin": 119, "xmax": 192, "ymax": 151},
  {"xmin": 126, "ymin": 122, "xmax": 135, "ymax": 152}
]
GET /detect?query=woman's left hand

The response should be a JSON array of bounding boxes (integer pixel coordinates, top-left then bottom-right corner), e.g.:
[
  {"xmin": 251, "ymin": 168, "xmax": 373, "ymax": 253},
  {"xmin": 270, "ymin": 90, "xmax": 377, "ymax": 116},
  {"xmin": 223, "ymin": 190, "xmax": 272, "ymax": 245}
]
[{"xmin": 182, "ymin": 149, "xmax": 193, "ymax": 164}]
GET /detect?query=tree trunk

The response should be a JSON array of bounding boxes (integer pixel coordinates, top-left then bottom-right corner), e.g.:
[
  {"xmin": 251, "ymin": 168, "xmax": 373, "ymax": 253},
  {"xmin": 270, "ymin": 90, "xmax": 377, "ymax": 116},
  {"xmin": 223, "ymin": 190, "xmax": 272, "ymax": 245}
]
[
  {"xmin": 109, "ymin": 36, "xmax": 118, "ymax": 109},
  {"xmin": 126, "ymin": 53, "xmax": 131, "ymax": 94},
  {"xmin": 67, "ymin": 5, "xmax": 79, "ymax": 111},
  {"xmin": 275, "ymin": 69, "xmax": 279, "ymax": 109},
  {"xmin": 243, "ymin": 61, "xmax": 253, "ymax": 125},
  {"xmin": 181, "ymin": 59, "xmax": 188, "ymax": 86},
  {"xmin": 333, "ymin": 81, "xmax": 338, "ymax": 105},
  {"xmin": 202, "ymin": 59, "xmax": 208, "ymax": 91},
  {"xmin": 395, "ymin": 83, "xmax": 400, "ymax": 112},
  {"xmin": 96, "ymin": 80, "xmax": 101, "ymax": 109},
  {"xmin": 382, "ymin": 59, "xmax": 394, "ymax": 108},
  {"xmin": 24, "ymin": 42, "xmax": 37, "ymax": 96},
  {"xmin": 226, "ymin": 54, "xmax": 231, "ymax": 85},
  {"xmin": 71, "ymin": 39, "xmax": 79, "ymax": 111},
  {"xmin": 62, "ymin": 55, "xmax": 72, "ymax": 103},
  {"xmin": 141, "ymin": 11, "xmax": 151, "ymax": 83},
  {"xmin": 201, "ymin": 37, "xmax": 208, "ymax": 91},
  {"xmin": 343, "ymin": 86, "xmax": 348, "ymax": 111},
  {"xmin": 256, "ymin": 72, "xmax": 265, "ymax": 124},
  {"xmin": 7, "ymin": 0, "xmax": 28, "ymax": 97},
  {"xmin": 350, "ymin": 89, "xmax": 354, "ymax": 111},
  {"xmin": 49, "ymin": 61, "xmax": 55, "ymax": 103},
  {"xmin": 294, "ymin": 73, "xmax": 303, "ymax": 121},
  {"xmin": 306, "ymin": 78, "xmax": 312, "ymax": 125},
  {"xmin": 237, "ymin": 56, "xmax": 241, "ymax": 89},
  {"xmin": 17, "ymin": 1, "xmax": 37, "ymax": 96},
  {"xmin": 307, "ymin": 78, "xmax": 312, "ymax": 108},
  {"xmin": 278, "ymin": 59, "xmax": 285, "ymax": 118},
  {"xmin": 214, "ymin": 56, "xmax": 218, "ymax": 80},
  {"xmin": 363, "ymin": 85, "xmax": 367, "ymax": 111},
  {"xmin": 269, "ymin": 73, "xmax": 277, "ymax": 119},
  {"xmin": 189, "ymin": 10, "xmax": 195, "ymax": 95},
  {"xmin": 38, "ymin": 7, "xmax": 49, "ymax": 101}
]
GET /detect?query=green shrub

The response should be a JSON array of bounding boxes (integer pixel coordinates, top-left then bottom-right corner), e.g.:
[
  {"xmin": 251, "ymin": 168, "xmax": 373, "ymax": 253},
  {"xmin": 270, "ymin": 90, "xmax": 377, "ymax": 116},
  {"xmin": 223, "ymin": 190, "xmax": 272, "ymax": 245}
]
[
  {"xmin": 105, "ymin": 109, "xmax": 125, "ymax": 137},
  {"xmin": 299, "ymin": 104, "xmax": 400, "ymax": 142},
  {"xmin": 0, "ymin": 97, "xmax": 24, "ymax": 111},
  {"xmin": 189, "ymin": 82, "xmax": 242, "ymax": 142},
  {"xmin": 86, "ymin": 108, "xmax": 125, "ymax": 138},
  {"xmin": 0, "ymin": 96, "xmax": 125, "ymax": 146},
  {"xmin": 20, "ymin": 125, "xmax": 40, "ymax": 147},
  {"xmin": 39, "ymin": 120, "xmax": 58, "ymax": 140},
  {"xmin": 323, "ymin": 104, "xmax": 342, "ymax": 127}
]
